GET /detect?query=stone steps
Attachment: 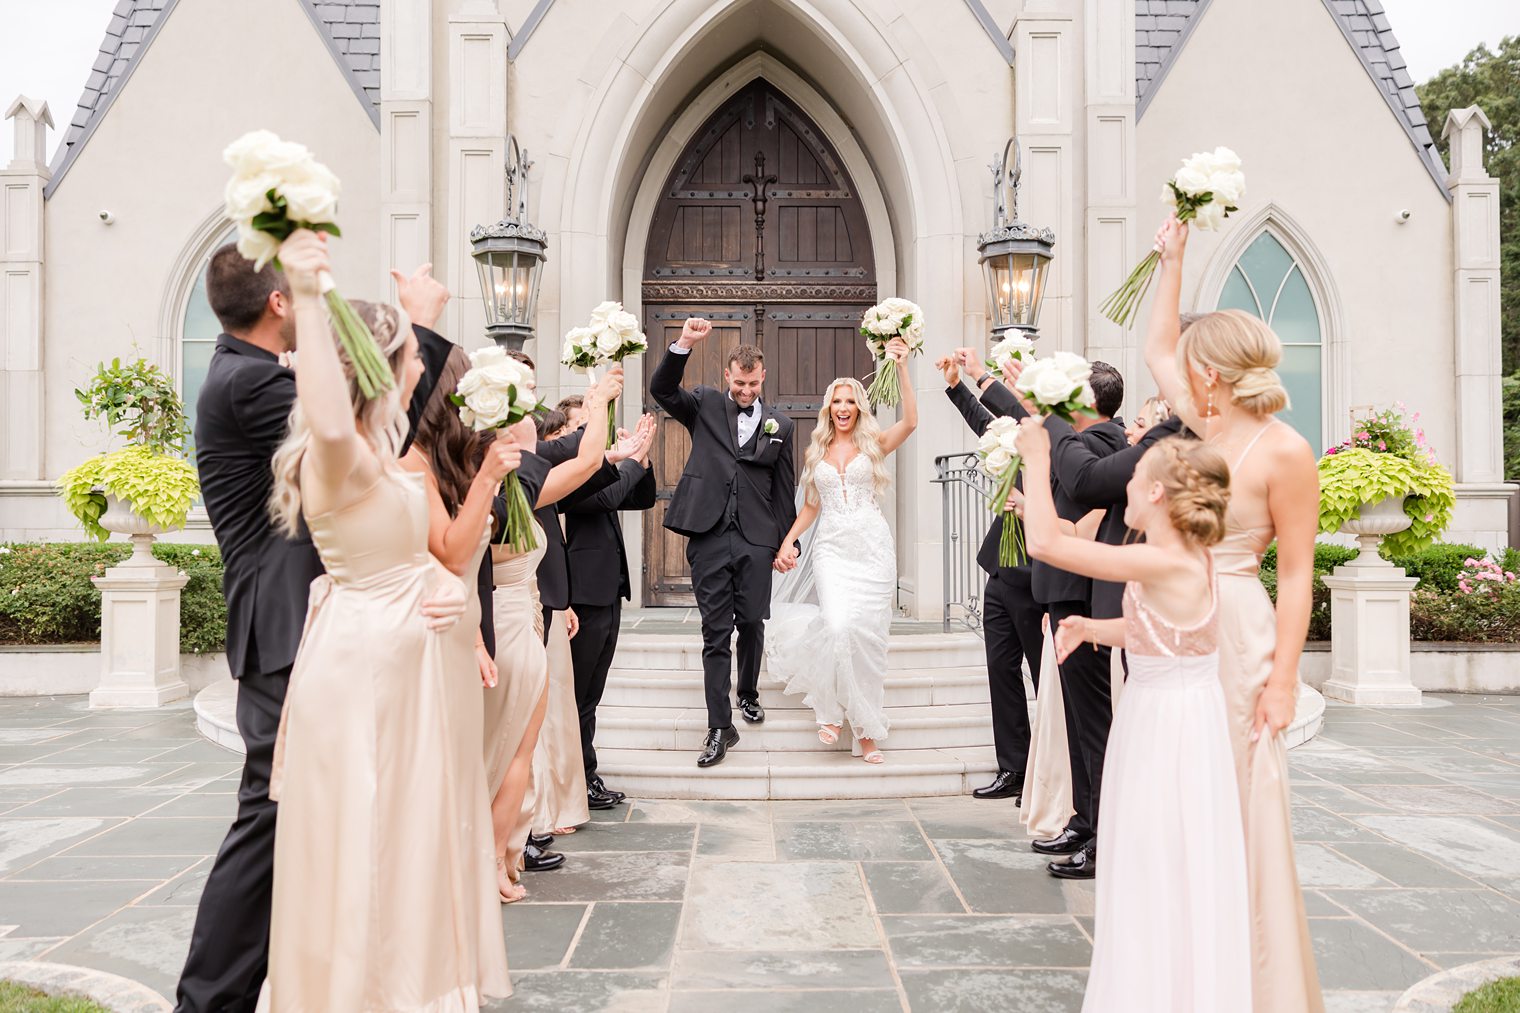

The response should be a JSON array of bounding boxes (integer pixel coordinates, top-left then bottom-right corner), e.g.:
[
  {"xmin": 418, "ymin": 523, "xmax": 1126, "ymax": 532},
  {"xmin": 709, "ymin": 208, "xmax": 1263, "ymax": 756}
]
[{"xmin": 596, "ymin": 701, "xmax": 994, "ymax": 751}]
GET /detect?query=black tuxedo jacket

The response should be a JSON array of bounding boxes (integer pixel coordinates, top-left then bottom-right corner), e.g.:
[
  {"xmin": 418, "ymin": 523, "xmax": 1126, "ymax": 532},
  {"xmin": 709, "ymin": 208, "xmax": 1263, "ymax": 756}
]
[
  {"xmin": 946, "ymin": 380, "xmax": 1030, "ymax": 586},
  {"xmin": 976, "ymin": 380, "xmax": 1128, "ymax": 606},
  {"xmin": 194, "ymin": 334, "xmax": 324, "ymax": 678},
  {"xmin": 532, "ymin": 429, "xmax": 621, "ymax": 611},
  {"xmin": 566, "ymin": 460, "xmax": 658, "ymax": 607},
  {"xmin": 649, "ymin": 347, "xmax": 797, "ymax": 549}
]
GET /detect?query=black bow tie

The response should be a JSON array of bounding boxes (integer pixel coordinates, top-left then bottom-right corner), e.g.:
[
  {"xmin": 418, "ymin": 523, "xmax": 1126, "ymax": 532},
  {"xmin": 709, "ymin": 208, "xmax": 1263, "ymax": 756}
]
[{"xmin": 737, "ymin": 403, "xmax": 756, "ymax": 418}]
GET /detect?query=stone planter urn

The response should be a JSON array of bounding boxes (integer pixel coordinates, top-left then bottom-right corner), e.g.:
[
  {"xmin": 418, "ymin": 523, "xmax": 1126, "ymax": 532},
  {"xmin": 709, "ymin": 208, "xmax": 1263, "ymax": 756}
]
[
  {"xmin": 89, "ymin": 492, "xmax": 190, "ymax": 709},
  {"xmin": 1321, "ymin": 492, "xmax": 1422, "ymax": 707}
]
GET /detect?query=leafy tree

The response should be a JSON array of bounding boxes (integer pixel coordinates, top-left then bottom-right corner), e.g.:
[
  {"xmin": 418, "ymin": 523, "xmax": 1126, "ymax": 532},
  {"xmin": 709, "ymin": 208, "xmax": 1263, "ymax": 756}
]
[{"xmin": 1418, "ymin": 37, "xmax": 1519, "ymax": 372}]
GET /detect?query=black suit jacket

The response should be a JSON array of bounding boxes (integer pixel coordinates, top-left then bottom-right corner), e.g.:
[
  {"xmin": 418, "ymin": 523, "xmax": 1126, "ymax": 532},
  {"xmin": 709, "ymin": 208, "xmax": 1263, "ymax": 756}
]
[
  {"xmin": 649, "ymin": 347, "xmax": 797, "ymax": 550},
  {"xmin": 976, "ymin": 380, "xmax": 1128, "ymax": 606},
  {"xmin": 531, "ymin": 429, "xmax": 621, "ymax": 611},
  {"xmin": 946, "ymin": 380, "xmax": 1030, "ymax": 586},
  {"xmin": 478, "ymin": 452, "xmax": 551, "ymax": 654},
  {"xmin": 194, "ymin": 334, "xmax": 324, "ymax": 678},
  {"xmin": 566, "ymin": 460, "xmax": 658, "ymax": 607}
]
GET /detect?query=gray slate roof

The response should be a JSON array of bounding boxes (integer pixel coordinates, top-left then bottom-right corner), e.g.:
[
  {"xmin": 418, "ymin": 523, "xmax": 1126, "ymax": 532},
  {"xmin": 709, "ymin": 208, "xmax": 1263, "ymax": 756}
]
[
  {"xmin": 1134, "ymin": 0, "xmax": 1448, "ymax": 194},
  {"xmin": 46, "ymin": 0, "xmax": 380, "ymax": 196}
]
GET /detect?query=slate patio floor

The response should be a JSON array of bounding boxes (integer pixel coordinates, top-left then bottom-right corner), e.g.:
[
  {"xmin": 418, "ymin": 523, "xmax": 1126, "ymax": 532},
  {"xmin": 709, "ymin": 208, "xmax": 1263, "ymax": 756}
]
[{"xmin": 1, "ymin": 693, "xmax": 1518, "ymax": 1012}]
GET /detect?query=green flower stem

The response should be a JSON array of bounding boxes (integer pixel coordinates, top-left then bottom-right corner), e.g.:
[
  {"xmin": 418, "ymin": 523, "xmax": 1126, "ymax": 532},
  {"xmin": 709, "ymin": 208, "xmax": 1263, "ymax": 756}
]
[
  {"xmin": 985, "ymin": 464, "xmax": 1027, "ymax": 567},
  {"xmin": 324, "ymin": 289, "xmax": 395, "ymax": 400},
  {"xmin": 606, "ymin": 397, "xmax": 618, "ymax": 450},
  {"xmin": 867, "ymin": 361, "xmax": 901, "ymax": 409},
  {"xmin": 497, "ymin": 472, "xmax": 539, "ymax": 553}
]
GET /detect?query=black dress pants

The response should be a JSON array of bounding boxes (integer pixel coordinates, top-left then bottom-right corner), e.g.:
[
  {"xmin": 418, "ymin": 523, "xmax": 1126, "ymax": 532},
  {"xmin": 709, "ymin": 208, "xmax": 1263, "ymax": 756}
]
[
  {"xmin": 983, "ymin": 569, "xmax": 1046, "ymax": 776},
  {"xmin": 687, "ymin": 525, "xmax": 772, "ymax": 729},
  {"xmin": 174, "ymin": 666, "xmax": 289, "ymax": 1013},
  {"xmin": 1047, "ymin": 599, "xmax": 1113, "ymax": 842},
  {"xmin": 570, "ymin": 599, "xmax": 621, "ymax": 782}
]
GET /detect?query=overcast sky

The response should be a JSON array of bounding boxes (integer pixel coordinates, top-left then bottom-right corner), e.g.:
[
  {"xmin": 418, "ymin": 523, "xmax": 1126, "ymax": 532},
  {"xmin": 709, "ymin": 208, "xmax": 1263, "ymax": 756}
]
[{"xmin": 0, "ymin": 0, "xmax": 1515, "ymax": 165}]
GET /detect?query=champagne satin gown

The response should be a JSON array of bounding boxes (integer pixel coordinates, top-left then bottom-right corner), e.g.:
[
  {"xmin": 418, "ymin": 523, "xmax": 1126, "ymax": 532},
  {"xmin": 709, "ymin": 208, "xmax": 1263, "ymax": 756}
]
[
  {"xmin": 484, "ymin": 521, "xmax": 548, "ymax": 884},
  {"xmin": 265, "ymin": 471, "xmax": 509, "ymax": 1012},
  {"xmin": 531, "ymin": 609, "xmax": 590, "ymax": 833},
  {"xmin": 1082, "ymin": 577, "xmax": 1250, "ymax": 1013},
  {"xmin": 1214, "ymin": 423, "xmax": 1325, "ymax": 1013},
  {"xmin": 1021, "ymin": 632, "xmax": 1074, "ymax": 839}
]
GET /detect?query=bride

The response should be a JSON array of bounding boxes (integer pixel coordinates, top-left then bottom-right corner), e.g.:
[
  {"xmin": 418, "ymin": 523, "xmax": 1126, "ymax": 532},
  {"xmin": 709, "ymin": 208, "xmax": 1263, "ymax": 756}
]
[{"xmin": 765, "ymin": 338, "xmax": 917, "ymax": 763}]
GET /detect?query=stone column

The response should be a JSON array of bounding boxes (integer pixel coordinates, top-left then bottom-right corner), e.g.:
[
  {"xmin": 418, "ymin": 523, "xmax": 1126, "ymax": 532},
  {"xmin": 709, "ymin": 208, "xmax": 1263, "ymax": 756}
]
[
  {"xmin": 442, "ymin": 0, "xmax": 508, "ymax": 347},
  {"xmin": 1320, "ymin": 547, "xmax": 1422, "ymax": 707},
  {"xmin": 380, "ymin": 0, "xmax": 434, "ymax": 293},
  {"xmin": 1081, "ymin": 0, "xmax": 1139, "ymax": 402},
  {"xmin": 90, "ymin": 535, "xmax": 190, "ymax": 708},
  {"xmin": 1, "ymin": 96, "xmax": 51, "ymax": 481}
]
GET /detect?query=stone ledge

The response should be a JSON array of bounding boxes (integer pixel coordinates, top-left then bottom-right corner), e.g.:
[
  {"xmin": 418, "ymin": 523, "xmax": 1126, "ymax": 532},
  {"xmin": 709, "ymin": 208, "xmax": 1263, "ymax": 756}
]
[
  {"xmin": 0, "ymin": 960, "xmax": 170, "ymax": 1012},
  {"xmin": 1394, "ymin": 954, "xmax": 1520, "ymax": 1012}
]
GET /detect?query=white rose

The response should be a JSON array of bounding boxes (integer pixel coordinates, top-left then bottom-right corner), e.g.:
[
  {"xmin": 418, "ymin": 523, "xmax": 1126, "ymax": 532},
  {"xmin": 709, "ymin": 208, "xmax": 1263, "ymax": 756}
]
[
  {"xmin": 977, "ymin": 430, "xmax": 1000, "ymax": 455},
  {"xmin": 1074, "ymin": 382, "xmax": 1096, "ymax": 409},
  {"xmin": 987, "ymin": 416, "xmax": 1019, "ymax": 439},
  {"xmin": 984, "ymin": 447, "xmax": 1013, "ymax": 475},
  {"xmin": 1205, "ymin": 171, "xmax": 1244, "ymax": 207},
  {"xmin": 1193, "ymin": 201, "xmax": 1227, "ymax": 231},
  {"xmin": 610, "ymin": 309, "xmax": 642, "ymax": 339},
  {"xmin": 222, "ymin": 130, "xmax": 287, "ymax": 175},
  {"xmin": 1051, "ymin": 351, "xmax": 1092, "ymax": 385},
  {"xmin": 1211, "ymin": 146, "xmax": 1242, "ymax": 174},
  {"xmin": 235, "ymin": 226, "xmax": 281, "ymax": 269},
  {"xmin": 1172, "ymin": 164, "xmax": 1210, "ymax": 197},
  {"xmin": 588, "ymin": 301, "xmax": 622, "ymax": 332},
  {"xmin": 478, "ymin": 359, "xmax": 529, "ymax": 392},
  {"xmin": 280, "ymin": 178, "xmax": 339, "ymax": 224},
  {"xmin": 595, "ymin": 328, "xmax": 623, "ymax": 355},
  {"xmin": 224, "ymin": 174, "xmax": 277, "ymax": 222},
  {"xmin": 1018, "ymin": 361, "xmax": 1077, "ymax": 405},
  {"xmin": 456, "ymin": 368, "xmax": 486, "ymax": 398},
  {"xmin": 464, "ymin": 388, "xmax": 512, "ymax": 429},
  {"xmin": 469, "ymin": 345, "xmax": 508, "ymax": 369},
  {"xmin": 996, "ymin": 428, "xmax": 1020, "ymax": 454}
]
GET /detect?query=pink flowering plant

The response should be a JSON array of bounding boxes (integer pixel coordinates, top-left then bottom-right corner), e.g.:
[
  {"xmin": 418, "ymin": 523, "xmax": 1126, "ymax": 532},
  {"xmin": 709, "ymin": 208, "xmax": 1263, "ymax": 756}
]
[
  {"xmin": 1317, "ymin": 402, "xmax": 1455, "ymax": 556},
  {"xmin": 1455, "ymin": 556, "xmax": 1519, "ymax": 597}
]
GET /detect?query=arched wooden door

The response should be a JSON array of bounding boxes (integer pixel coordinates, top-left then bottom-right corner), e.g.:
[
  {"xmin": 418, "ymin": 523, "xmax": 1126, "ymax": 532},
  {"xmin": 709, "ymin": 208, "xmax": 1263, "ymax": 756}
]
[{"xmin": 641, "ymin": 79, "xmax": 879, "ymax": 606}]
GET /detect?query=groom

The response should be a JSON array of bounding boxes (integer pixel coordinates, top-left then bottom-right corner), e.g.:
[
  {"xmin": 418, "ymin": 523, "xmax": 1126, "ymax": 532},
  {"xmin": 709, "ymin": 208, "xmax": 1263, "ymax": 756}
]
[{"xmin": 650, "ymin": 318, "xmax": 798, "ymax": 767}]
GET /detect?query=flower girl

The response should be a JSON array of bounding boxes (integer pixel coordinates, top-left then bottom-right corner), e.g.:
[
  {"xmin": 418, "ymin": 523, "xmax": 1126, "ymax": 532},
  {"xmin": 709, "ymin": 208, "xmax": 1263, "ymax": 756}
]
[{"xmin": 1018, "ymin": 416, "xmax": 1251, "ymax": 1013}]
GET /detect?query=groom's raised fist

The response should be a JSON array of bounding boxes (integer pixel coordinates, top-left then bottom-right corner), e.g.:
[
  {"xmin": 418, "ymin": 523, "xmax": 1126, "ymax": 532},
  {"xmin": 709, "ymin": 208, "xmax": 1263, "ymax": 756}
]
[{"xmin": 678, "ymin": 317, "xmax": 712, "ymax": 349}]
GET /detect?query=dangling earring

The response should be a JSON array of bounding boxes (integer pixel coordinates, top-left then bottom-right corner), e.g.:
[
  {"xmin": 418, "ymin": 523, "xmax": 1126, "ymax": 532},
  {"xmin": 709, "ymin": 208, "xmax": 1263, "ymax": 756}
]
[{"xmin": 1204, "ymin": 381, "xmax": 1216, "ymax": 441}]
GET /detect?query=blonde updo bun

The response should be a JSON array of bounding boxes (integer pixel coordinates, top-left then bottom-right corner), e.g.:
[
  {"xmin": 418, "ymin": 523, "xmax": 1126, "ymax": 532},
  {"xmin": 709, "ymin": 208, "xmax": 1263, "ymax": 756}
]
[
  {"xmin": 1145, "ymin": 437, "xmax": 1231, "ymax": 547},
  {"xmin": 1177, "ymin": 309, "xmax": 1291, "ymax": 416}
]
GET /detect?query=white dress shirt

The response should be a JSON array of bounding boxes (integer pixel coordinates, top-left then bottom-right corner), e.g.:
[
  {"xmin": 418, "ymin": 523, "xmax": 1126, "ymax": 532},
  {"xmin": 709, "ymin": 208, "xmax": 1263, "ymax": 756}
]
[{"xmin": 670, "ymin": 342, "xmax": 763, "ymax": 445}]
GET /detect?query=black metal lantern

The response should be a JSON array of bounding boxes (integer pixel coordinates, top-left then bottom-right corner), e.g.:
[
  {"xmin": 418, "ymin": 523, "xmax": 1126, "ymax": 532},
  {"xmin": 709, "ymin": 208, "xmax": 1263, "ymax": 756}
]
[
  {"xmin": 470, "ymin": 136, "xmax": 547, "ymax": 350},
  {"xmin": 976, "ymin": 139, "xmax": 1054, "ymax": 336}
]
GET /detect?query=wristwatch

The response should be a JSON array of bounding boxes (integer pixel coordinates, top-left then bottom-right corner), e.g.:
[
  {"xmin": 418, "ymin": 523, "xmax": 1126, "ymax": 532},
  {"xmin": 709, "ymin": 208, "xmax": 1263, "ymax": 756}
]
[{"xmin": 976, "ymin": 373, "xmax": 996, "ymax": 390}]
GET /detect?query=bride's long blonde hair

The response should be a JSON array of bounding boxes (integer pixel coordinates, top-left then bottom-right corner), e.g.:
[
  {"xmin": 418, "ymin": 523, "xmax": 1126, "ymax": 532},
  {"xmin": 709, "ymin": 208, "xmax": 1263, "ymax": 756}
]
[
  {"xmin": 799, "ymin": 377, "xmax": 891, "ymax": 506},
  {"xmin": 268, "ymin": 301, "xmax": 412, "ymax": 536}
]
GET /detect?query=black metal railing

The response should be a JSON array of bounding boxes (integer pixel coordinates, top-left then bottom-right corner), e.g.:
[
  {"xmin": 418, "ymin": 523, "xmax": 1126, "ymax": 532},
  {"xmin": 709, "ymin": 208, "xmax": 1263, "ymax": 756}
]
[{"xmin": 934, "ymin": 451, "xmax": 994, "ymax": 634}]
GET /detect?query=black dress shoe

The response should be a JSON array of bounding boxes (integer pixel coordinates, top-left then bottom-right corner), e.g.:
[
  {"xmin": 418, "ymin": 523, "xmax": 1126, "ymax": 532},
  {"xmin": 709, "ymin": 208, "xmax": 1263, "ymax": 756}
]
[
  {"xmin": 587, "ymin": 783, "xmax": 623, "ymax": 810},
  {"xmin": 527, "ymin": 831, "xmax": 553, "ymax": 849},
  {"xmin": 696, "ymin": 726, "xmax": 740, "ymax": 767},
  {"xmin": 522, "ymin": 842, "xmax": 565, "ymax": 872},
  {"xmin": 738, "ymin": 698, "xmax": 765, "ymax": 724},
  {"xmin": 1048, "ymin": 842, "xmax": 1096, "ymax": 879},
  {"xmin": 972, "ymin": 770, "xmax": 1024, "ymax": 801},
  {"xmin": 590, "ymin": 776, "xmax": 626, "ymax": 803},
  {"xmin": 1030, "ymin": 828, "xmax": 1089, "ymax": 855}
]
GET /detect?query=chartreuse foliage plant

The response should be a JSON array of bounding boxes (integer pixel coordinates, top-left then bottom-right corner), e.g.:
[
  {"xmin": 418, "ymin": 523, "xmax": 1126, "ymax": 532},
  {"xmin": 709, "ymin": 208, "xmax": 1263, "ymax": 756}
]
[
  {"xmin": 1317, "ymin": 404, "xmax": 1454, "ymax": 556},
  {"xmin": 57, "ymin": 356, "xmax": 199, "ymax": 540}
]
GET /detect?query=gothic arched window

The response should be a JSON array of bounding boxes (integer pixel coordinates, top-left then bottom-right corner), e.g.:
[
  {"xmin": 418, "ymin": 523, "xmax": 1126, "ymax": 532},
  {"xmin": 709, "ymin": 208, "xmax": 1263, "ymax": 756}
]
[
  {"xmin": 179, "ymin": 235, "xmax": 233, "ymax": 449},
  {"xmin": 1216, "ymin": 230, "xmax": 1323, "ymax": 447}
]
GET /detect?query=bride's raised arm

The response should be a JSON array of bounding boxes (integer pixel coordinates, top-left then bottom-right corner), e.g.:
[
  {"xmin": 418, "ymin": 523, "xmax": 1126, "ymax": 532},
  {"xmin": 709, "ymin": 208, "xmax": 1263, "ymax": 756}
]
[
  {"xmin": 282, "ymin": 230, "xmax": 381, "ymax": 500},
  {"xmin": 1142, "ymin": 215, "xmax": 1203, "ymax": 435},
  {"xmin": 877, "ymin": 337, "xmax": 918, "ymax": 455}
]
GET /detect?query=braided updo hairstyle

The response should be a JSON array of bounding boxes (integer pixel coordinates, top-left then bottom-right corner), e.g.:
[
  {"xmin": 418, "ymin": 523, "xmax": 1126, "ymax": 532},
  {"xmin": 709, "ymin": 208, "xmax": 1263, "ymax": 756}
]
[{"xmin": 1143, "ymin": 437, "xmax": 1231, "ymax": 547}]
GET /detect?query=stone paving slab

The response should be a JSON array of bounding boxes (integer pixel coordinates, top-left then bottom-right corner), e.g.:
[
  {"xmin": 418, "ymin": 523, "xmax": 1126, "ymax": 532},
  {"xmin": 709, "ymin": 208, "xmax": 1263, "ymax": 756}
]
[{"xmin": 2, "ymin": 694, "xmax": 1518, "ymax": 1011}]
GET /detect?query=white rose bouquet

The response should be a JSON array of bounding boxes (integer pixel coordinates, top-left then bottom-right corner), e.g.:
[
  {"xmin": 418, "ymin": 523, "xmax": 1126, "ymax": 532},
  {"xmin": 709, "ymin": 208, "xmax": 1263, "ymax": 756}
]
[
  {"xmin": 222, "ymin": 130, "xmax": 392, "ymax": 398},
  {"xmin": 977, "ymin": 416, "xmax": 1026, "ymax": 567},
  {"xmin": 987, "ymin": 331, "xmax": 1036, "ymax": 375},
  {"xmin": 562, "ymin": 300, "xmax": 648, "ymax": 447},
  {"xmin": 1015, "ymin": 352, "xmax": 1098, "ymax": 422},
  {"xmin": 1099, "ymin": 146, "xmax": 1246, "ymax": 327},
  {"xmin": 450, "ymin": 346, "xmax": 544, "ymax": 552},
  {"xmin": 859, "ymin": 297, "xmax": 925, "ymax": 408}
]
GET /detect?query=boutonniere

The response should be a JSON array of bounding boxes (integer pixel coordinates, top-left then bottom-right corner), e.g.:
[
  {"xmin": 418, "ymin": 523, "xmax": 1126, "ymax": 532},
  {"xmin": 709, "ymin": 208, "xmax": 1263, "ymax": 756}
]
[{"xmin": 763, "ymin": 418, "xmax": 780, "ymax": 435}]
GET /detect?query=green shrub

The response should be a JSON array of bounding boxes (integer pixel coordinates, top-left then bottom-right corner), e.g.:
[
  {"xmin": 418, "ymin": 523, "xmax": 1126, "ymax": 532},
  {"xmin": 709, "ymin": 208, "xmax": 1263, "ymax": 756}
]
[
  {"xmin": 0, "ymin": 979, "xmax": 112, "ymax": 1012},
  {"xmin": 1454, "ymin": 975, "xmax": 1520, "ymax": 1013},
  {"xmin": 1385, "ymin": 543, "xmax": 1491, "ymax": 592},
  {"xmin": 1259, "ymin": 543, "xmax": 1358, "ymax": 575},
  {"xmin": 0, "ymin": 542, "xmax": 226, "ymax": 653}
]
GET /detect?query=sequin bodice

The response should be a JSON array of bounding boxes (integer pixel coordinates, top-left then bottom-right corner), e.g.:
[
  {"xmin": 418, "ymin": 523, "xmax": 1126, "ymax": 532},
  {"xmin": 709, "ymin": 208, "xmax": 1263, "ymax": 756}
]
[{"xmin": 1122, "ymin": 579, "xmax": 1219, "ymax": 659}]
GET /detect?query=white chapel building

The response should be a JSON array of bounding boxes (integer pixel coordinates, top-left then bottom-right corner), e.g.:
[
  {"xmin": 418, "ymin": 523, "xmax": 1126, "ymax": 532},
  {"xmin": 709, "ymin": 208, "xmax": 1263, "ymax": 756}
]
[{"xmin": 0, "ymin": 0, "xmax": 1507, "ymax": 617}]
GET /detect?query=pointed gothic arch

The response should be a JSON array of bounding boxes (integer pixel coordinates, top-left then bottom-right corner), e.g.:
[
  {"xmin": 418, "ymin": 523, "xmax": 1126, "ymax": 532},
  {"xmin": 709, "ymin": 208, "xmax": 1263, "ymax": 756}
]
[{"xmin": 1196, "ymin": 204, "xmax": 1346, "ymax": 447}]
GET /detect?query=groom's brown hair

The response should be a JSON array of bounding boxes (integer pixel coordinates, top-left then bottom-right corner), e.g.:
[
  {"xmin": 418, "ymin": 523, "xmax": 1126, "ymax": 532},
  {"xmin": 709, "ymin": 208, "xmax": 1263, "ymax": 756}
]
[{"xmin": 728, "ymin": 345, "xmax": 764, "ymax": 371}]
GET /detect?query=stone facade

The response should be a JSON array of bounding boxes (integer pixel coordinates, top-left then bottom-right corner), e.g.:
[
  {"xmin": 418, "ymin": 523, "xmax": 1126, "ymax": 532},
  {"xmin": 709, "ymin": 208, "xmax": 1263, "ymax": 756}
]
[{"xmin": 0, "ymin": 0, "xmax": 1509, "ymax": 614}]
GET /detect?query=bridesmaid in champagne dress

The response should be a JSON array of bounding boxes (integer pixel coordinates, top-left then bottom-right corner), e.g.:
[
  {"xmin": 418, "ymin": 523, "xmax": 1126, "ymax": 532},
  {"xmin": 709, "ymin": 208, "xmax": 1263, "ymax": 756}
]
[
  {"xmin": 532, "ymin": 605, "xmax": 590, "ymax": 835},
  {"xmin": 1144, "ymin": 214, "xmax": 1325, "ymax": 1013},
  {"xmin": 262, "ymin": 231, "xmax": 509, "ymax": 1010}
]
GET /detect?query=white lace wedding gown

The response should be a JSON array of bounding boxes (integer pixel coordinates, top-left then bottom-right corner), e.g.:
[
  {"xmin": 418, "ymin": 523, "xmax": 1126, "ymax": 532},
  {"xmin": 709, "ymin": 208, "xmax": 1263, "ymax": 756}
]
[{"xmin": 765, "ymin": 454, "xmax": 895, "ymax": 741}]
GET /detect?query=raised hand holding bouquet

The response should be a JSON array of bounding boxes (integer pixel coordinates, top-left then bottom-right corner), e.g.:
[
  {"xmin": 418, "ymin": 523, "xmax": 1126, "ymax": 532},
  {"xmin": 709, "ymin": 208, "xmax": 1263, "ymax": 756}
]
[
  {"xmin": 978, "ymin": 416, "xmax": 1027, "ymax": 566},
  {"xmin": 1014, "ymin": 351, "xmax": 1098, "ymax": 423},
  {"xmin": 987, "ymin": 331, "xmax": 1036, "ymax": 375},
  {"xmin": 860, "ymin": 297, "xmax": 925, "ymax": 408},
  {"xmin": 451, "ymin": 347, "xmax": 544, "ymax": 552},
  {"xmin": 222, "ymin": 130, "xmax": 392, "ymax": 398},
  {"xmin": 562, "ymin": 301, "xmax": 649, "ymax": 447},
  {"xmin": 1100, "ymin": 146, "xmax": 1245, "ymax": 327}
]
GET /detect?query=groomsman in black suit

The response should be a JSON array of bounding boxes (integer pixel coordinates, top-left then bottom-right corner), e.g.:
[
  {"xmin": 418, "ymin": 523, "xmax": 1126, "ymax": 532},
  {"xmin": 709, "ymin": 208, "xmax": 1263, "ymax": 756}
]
[
  {"xmin": 957, "ymin": 351, "xmax": 1127, "ymax": 881},
  {"xmin": 649, "ymin": 318, "xmax": 798, "ymax": 768},
  {"xmin": 559, "ymin": 396, "xmax": 658, "ymax": 809},
  {"xmin": 940, "ymin": 354, "xmax": 1045, "ymax": 804},
  {"xmin": 176, "ymin": 252, "xmax": 460, "ymax": 1012}
]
